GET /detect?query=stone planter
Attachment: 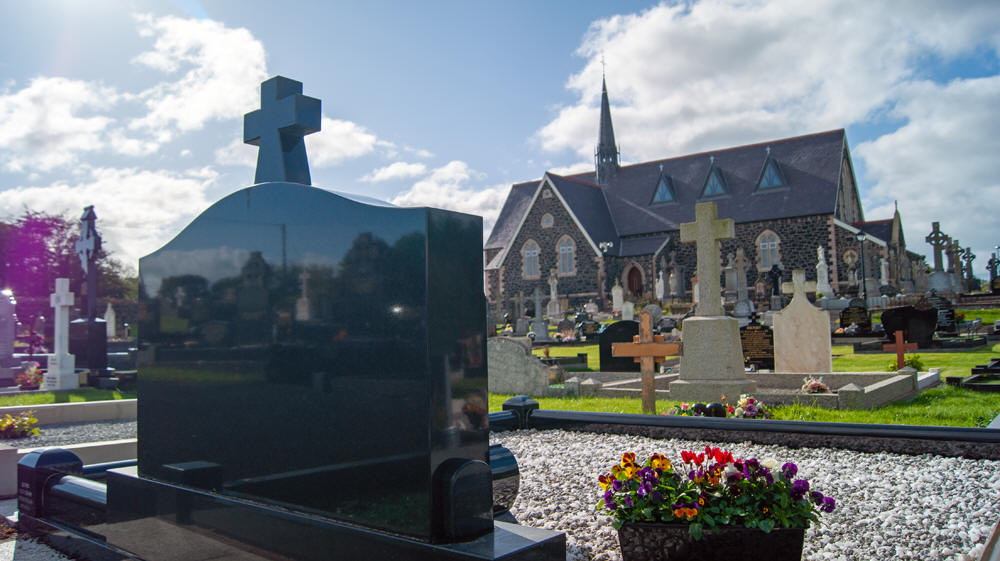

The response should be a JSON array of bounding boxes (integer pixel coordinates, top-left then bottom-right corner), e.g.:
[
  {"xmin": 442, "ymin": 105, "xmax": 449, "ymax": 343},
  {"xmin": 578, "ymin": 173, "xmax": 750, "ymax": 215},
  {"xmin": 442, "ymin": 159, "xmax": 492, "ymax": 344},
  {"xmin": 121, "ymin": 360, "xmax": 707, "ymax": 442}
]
[
  {"xmin": 18, "ymin": 384, "xmax": 40, "ymax": 391},
  {"xmin": 617, "ymin": 522, "xmax": 805, "ymax": 561}
]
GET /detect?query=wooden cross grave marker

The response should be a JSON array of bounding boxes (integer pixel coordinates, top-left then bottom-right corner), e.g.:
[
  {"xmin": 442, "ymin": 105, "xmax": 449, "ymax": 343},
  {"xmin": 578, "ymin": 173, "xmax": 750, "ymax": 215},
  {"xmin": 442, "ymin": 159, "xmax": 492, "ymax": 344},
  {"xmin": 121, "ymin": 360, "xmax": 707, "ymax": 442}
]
[
  {"xmin": 883, "ymin": 330, "xmax": 918, "ymax": 370},
  {"xmin": 612, "ymin": 311, "xmax": 681, "ymax": 414}
]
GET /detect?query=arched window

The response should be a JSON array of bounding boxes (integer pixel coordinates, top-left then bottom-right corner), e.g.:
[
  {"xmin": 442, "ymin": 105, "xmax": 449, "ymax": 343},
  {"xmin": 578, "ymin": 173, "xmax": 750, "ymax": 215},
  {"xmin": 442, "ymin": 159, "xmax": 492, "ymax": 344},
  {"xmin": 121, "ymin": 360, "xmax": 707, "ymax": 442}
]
[
  {"xmin": 522, "ymin": 240, "xmax": 540, "ymax": 279},
  {"xmin": 558, "ymin": 236, "xmax": 575, "ymax": 275},
  {"xmin": 756, "ymin": 230, "xmax": 781, "ymax": 270},
  {"xmin": 541, "ymin": 213, "xmax": 554, "ymax": 228}
]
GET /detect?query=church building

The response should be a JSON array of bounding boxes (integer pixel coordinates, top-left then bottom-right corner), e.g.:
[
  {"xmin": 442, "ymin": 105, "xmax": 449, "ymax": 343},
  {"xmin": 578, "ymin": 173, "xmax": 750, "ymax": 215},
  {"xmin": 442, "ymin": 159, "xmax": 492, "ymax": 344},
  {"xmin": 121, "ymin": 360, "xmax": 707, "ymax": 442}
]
[{"xmin": 484, "ymin": 79, "xmax": 927, "ymax": 314}]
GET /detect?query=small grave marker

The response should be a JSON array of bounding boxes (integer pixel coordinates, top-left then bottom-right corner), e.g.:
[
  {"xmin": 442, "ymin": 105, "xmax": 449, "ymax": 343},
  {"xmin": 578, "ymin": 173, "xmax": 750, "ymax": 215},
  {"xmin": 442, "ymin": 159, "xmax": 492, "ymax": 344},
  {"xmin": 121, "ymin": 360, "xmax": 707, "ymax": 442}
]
[
  {"xmin": 883, "ymin": 330, "xmax": 918, "ymax": 370},
  {"xmin": 612, "ymin": 311, "xmax": 680, "ymax": 414}
]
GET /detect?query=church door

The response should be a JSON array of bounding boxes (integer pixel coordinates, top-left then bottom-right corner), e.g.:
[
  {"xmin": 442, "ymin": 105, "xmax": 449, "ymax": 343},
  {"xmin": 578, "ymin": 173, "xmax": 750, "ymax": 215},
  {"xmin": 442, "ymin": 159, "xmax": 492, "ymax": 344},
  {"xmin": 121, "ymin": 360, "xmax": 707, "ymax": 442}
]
[{"xmin": 627, "ymin": 267, "xmax": 643, "ymax": 296}]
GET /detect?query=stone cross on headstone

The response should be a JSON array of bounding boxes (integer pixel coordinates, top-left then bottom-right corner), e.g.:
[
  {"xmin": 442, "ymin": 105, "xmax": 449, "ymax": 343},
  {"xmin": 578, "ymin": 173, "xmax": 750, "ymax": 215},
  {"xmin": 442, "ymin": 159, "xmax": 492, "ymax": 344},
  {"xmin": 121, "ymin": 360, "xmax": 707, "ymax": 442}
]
[
  {"xmin": 532, "ymin": 286, "xmax": 544, "ymax": 319},
  {"xmin": 244, "ymin": 76, "xmax": 322, "ymax": 185},
  {"xmin": 925, "ymin": 222, "xmax": 948, "ymax": 272},
  {"xmin": 75, "ymin": 206, "xmax": 101, "ymax": 320},
  {"xmin": 655, "ymin": 270, "xmax": 665, "ymax": 301},
  {"xmin": 680, "ymin": 202, "xmax": 734, "ymax": 316},
  {"xmin": 612, "ymin": 311, "xmax": 680, "ymax": 414},
  {"xmin": 962, "ymin": 247, "xmax": 975, "ymax": 282},
  {"xmin": 988, "ymin": 253, "xmax": 999, "ymax": 282},
  {"xmin": 546, "ymin": 269, "xmax": 561, "ymax": 319},
  {"xmin": 781, "ymin": 269, "xmax": 817, "ymax": 302},
  {"xmin": 46, "ymin": 278, "xmax": 77, "ymax": 389},
  {"xmin": 733, "ymin": 248, "xmax": 750, "ymax": 302},
  {"xmin": 946, "ymin": 238, "xmax": 961, "ymax": 274},
  {"xmin": 883, "ymin": 330, "xmax": 918, "ymax": 370}
]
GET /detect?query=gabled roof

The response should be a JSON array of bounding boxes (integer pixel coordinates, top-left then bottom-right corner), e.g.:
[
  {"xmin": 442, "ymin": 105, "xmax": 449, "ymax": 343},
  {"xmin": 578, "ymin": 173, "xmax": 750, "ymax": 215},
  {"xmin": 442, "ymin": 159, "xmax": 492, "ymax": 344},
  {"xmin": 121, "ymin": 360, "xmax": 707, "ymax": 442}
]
[
  {"xmin": 485, "ymin": 179, "xmax": 537, "ymax": 250},
  {"xmin": 855, "ymin": 219, "xmax": 893, "ymax": 244},
  {"xmin": 619, "ymin": 235, "xmax": 670, "ymax": 257},
  {"xmin": 486, "ymin": 129, "xmax": 851, "ymax": 257}
]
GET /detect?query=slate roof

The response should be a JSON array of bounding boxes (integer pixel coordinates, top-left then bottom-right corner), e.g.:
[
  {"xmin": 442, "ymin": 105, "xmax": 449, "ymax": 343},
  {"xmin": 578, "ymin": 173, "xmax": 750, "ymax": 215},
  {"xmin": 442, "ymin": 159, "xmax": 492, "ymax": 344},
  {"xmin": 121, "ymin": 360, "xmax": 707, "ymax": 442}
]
[
  {"xmin": 855, "ymin": 219, "xmax": 893, "ymax": 244},
  {"xmin": 618, "ymin": 235, "xmax": 670, "ymax": 257},
  {"xmin": 487, "ymin": 129, "xmax": 850, "ymax": 261}
]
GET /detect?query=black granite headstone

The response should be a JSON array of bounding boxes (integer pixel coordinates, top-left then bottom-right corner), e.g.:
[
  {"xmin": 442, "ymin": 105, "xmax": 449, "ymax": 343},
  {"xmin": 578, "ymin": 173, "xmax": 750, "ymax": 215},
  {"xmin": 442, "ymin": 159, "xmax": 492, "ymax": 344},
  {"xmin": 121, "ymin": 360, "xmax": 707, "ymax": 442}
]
[
  {"xmin": 739, "ymin": 321, "xmax": 774, "ymax": 370},
  {"xmin": 839, "ymin": 304, "xmax": 871, "ymax": 334},
  {"xmin": 598, "ymin": 320, "xmax": 640, "ymax": 372},
  {"xmin": 138, "ymin": 182, "xmax": 490, "ymax": 542},
  {"xmin": 880, "ymin": 306, "xmax": 937, "ymax": 348},
  {"xmin": 577, "ymin": 319, "xmax": 601, "ymax": 339}
]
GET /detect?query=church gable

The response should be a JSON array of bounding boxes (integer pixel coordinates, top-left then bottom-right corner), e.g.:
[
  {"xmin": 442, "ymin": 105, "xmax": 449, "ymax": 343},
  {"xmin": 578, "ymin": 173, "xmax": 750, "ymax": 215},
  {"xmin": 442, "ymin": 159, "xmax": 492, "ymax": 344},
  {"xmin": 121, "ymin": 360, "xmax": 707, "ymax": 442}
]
[{"xmin": 835, "ymin": 150, "xmax": 864, "ymax": 224}]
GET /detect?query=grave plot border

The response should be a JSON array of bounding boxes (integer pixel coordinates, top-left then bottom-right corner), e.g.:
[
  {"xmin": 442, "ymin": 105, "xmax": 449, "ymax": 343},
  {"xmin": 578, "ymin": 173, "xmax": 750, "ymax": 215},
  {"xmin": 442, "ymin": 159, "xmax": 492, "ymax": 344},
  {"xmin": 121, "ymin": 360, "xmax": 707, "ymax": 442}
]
[{"xmin": 489, "ymin": 408, "xmax": 1000, "ymax": 460}]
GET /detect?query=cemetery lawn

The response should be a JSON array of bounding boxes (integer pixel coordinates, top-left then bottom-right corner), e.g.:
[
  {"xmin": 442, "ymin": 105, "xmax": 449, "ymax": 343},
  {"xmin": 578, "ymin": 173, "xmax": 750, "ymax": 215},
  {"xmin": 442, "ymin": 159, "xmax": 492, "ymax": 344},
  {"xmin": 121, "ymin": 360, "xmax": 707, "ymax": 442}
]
[
  {"xmin": 832, "ymin": 343, "xmax": 1000, "ymax": 378},
  {"xmin": 0, "ymin": 389, "xmax": 136, "ymax": 407},
  {"xmin": 531, "ymin": 344, "xmax": 599, "ymax": 370},
  {"xmin": 489, "ymin": 386, "xmax": 1000, "ymax": 427}
]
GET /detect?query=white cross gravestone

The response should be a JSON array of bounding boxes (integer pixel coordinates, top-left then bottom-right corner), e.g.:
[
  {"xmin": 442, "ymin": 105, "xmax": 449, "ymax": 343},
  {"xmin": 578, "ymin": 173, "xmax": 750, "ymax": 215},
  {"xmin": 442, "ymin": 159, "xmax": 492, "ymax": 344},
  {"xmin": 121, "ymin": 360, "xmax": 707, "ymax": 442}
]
[
  {"xmin": 655, "ymin": 270, "xmax": 665, "ymax": 301},
  {"xmin": 670, "ymin": 202, "xmax": 756, "ymax": 402},
  {"xmin": 104, "ymin": 303, "xmax": 116, "ymax": 339},
  {"xmin": 47, "ymin": 278, "xmax": 78, "ymax": 390},
  {"xmin": 546, "ymin": 269, "xmax": 561, "ymax": 319},
  {"xmin": 0, "ymin": 290, "xmax": 16, "ymax": 374},
  {"xmin": 774, "ymin": 269, "xmax": 832, "ymax": 373}
]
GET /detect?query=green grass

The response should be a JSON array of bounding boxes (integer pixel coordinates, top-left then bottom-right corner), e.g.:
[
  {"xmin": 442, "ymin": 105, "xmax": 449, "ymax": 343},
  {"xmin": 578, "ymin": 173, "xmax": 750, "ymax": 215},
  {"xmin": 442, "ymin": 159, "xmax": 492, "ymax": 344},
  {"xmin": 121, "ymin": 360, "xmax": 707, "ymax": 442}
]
[
  {"xmin": 0, "ymin": 389, "xmax": 136, "ymax": 407},
  {"xmin": 833, "ymin": 343, "xmax": 1000, "ymax": 378},
  {"xmin": 956, "ymin": 309, "xmax": 1000, "ymax": 325},
  {"xmin": 490, "ymin": 385, "xmax": 1000, "ymax": 428}
]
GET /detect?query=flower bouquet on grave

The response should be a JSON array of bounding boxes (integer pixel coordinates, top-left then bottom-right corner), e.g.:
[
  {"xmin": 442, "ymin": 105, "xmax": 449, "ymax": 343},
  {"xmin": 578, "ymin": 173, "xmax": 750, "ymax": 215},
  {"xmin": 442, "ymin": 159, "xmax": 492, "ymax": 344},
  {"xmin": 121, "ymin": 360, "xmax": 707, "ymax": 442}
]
[
  {"xmin": 801, "ymin": 376, "xmax": 830, "ymax": 393},
  {"xmin": 598, "ymin": 447, "xmax": 835, "ymax": 561},
  {"xmin": 15, "ymin": 362, "xmax": 42, "ymax": 390}
]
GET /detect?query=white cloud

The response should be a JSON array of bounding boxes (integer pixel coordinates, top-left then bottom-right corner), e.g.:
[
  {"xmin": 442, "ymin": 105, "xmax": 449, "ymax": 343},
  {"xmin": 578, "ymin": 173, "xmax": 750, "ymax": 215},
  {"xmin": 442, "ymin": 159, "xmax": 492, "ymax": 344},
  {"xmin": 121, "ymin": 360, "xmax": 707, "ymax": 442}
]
[
  {"xmin": 0, "ymin": 166, "xmax": 218, "ymax": 267},
  {"xmin": 538, "ymin": 1, "xmax": 1000, "ymax": 161},
  {"xmin": 0, "ymin": 77, "xmax": 117, "ymax": 172},
  {"xmin": 129, "ymin": 14, "xmax": 267, "ymax": 142},
  {"xmin": 857, "ymin": 75, "xmax": 1000, "ymax": 275},
  {"xmin": 360, "ymin": 162, "xmax": 428, "ymax": 182},
  {"xmin": 307, "ymin": 117, "xmax": 386, "ymax": 166},
  {"xmin": 391, "ymin": 161, "xmax": 509, "ymax": 235},
  {"xmin": 214, "ymin": 136, "xmax": 258, "ymax": 168},
  {"xmin": 548, "ymin": 161, "xmax": 593, "ymax": 176},
  {"xmin": 404, "ymin": 146, "xmax": 434, "ymax": 158}
]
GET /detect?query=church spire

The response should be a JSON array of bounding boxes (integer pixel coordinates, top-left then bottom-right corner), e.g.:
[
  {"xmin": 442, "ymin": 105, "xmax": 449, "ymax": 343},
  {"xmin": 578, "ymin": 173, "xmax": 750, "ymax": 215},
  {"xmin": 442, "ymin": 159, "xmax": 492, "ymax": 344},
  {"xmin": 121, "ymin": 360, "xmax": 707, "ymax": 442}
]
[{"xmin": 595, "ymin": 76, "xmax": 619, "ymax": 186}]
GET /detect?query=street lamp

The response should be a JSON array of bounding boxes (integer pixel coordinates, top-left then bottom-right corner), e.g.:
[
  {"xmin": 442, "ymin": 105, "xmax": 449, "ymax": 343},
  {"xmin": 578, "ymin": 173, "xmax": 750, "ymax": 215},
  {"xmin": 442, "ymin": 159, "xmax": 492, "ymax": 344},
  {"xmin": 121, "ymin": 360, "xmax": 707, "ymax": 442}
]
[{"xmin": 856, "ymin": 232, "xmax": 867, "ymax": 303}]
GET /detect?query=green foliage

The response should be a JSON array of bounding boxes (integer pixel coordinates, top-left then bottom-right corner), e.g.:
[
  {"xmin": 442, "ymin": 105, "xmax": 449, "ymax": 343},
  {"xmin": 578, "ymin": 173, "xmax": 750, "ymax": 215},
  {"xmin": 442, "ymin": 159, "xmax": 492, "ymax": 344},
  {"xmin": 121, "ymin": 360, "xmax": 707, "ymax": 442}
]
[
  {"xmin": 0, "ymin": 411, "xmax": 39, "ymax": 439},
  {"xmin": 886, "ymin": 354, "xmax": 925, "ymax": 372},
  {"xmin": 596, "ymin": 447, "xmax": 833, "ymax": 538}
]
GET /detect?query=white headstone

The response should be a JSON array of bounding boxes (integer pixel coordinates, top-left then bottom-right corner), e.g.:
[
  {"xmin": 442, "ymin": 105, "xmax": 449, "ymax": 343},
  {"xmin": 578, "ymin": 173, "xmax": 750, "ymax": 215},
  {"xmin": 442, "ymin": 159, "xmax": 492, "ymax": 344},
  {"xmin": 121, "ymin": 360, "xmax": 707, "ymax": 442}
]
[
  {"xmin": 0, "ymin": 290, "xmax": 16, "ymax": 368},
  {"xmin": 621, "ymin": 301, "xmax": 635, "ymax": 321},
  {"xmin": 104, "ymin": 303, "xmax": 116, "ymax": 339},
  {"xmin": 295, "ymin": 270, "xmax": 311, "ymax": 321},
  {"xmin": 815, "ymin": 246, "xmax": 834, "ymax": 298},
  {"xmin": 611, "ymin": 280, "xmax": 624, "ymax": 312},
  {"xmin": 546, "ymin": 270, "xmax": 561, "ymax": 319},
  {"xmin": 880, "ymin": 257, "xmax": 889, "ymax": 286},
  {"xmin": 47, "ymin": 278, "xmax": 78, "ymax": 389},
  {"xmin": 584, "ymin": 300, "xmax": 599, "ymax": 316},
  {"xmin": 668, "ymin": 269, "xmax": 679, "ymax": 300},
  {"xmin": 655, "ymin": 271, "xmax": 665, "ymax": 301},
  {"xmin": 773, "ymin": 270, "xmax": 831, "ymax": 373}
]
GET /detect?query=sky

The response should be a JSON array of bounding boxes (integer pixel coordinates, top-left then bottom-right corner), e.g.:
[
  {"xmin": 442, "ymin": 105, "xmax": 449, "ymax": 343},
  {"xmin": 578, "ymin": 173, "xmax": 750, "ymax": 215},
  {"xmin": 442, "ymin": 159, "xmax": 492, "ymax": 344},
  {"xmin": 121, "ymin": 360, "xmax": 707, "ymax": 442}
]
[{"xmin": 1, "ymin": 0, "xmax": 999, "ymax": 277}]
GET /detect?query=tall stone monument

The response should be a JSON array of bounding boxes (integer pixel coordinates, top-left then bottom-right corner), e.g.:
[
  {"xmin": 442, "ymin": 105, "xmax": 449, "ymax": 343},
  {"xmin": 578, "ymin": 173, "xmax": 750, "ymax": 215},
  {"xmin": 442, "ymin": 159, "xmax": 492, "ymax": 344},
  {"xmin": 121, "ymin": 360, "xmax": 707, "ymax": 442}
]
[
  {"xmin": 46, "ymin": 279, "xmax": 77, "ymax": 390},
  {"xmin": 670, "ymin": 202, "xmax": 756, "ymax": 402},
  {"xmin": 925, "ymin": 222, "xmax": 952, "ymax": 292},
  {"xmin": 70, "ymin": 206, "xmax": 108, "ymax": 373},
  {"xmin": 104, "ymin": 303, "xmax": 116, "ymax": 339},
  {"xmin": 546, "ymin": 269, "xmax": 561, "ymax": 319},
  {"xmin": 531, "ymin": 286, "xmax": 550, "ymax": 341},
  {"xmin": 774, "ymin": 270, "xmax": 832, "ymax": 373},
  {"xmin": 946, "ymin": 238, "xmax": 964, "ymax": 293},
  {"xmin": 961, "ymin": 247, "xmax": 976, "ymax": 292},
  {"xmin": 815, "ymin": 246, "xmax": 834, "ymax": 298},
  {"xmin": 731, "ymin": 248, "xmax": 754, "ymax": 325},
  {"xmin": 611, "ymin": 279, "xmax": 624, "ymax": 312}
]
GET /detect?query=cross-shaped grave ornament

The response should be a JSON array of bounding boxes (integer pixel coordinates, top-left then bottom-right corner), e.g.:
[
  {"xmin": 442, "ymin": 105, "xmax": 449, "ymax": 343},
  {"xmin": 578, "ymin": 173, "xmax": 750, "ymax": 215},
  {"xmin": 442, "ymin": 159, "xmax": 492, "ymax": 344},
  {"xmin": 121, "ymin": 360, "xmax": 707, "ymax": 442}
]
[
  {"xmin": 74, "ymin": 206, "xmax": 100, "ymax": 276},
  {"xmin": 883, "ymin": 330, "xmax": 918, "ymax": 370},
  {"xmin": 679, "ymin": 202, "xmax": 734, "ymax": 316},
  {"xmin": 925, "ymin": 222, "xmax": 948, "ymax": 271},
  {"xmin": 946, "ymin": 238, "xmax": 962, "ymax": 274},
  {"xmin": 244, "ymin": 76, "xmax": 321, "ymax": 185},
  {"xmin": 962, "ymin": 247, "xmax": 975, "ymax": 278},
  {"xmin": 781, "ymin": 269, "xmax": 817, "ymax": 302},
  {"xmin": 612, "ymin": 311, "xmax": 680, "ymax": 414},
  {"xmin": 732, "ymin": 247, "xmax": 750, "ymax": 302}
]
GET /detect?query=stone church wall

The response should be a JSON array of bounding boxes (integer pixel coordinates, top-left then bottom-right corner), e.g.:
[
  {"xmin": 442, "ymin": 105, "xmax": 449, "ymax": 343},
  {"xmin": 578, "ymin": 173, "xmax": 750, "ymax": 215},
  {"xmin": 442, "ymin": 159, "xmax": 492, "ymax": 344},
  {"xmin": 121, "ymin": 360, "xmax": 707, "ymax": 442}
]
[{"xmin": 494, "ymin": 185, "xmax": 599, "ymax": 314}]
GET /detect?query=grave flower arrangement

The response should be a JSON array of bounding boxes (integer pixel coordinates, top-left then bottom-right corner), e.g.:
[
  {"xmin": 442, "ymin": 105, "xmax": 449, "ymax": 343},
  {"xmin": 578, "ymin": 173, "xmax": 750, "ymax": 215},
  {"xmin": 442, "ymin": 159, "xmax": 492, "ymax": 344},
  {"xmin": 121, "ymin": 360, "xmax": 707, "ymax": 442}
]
[
  {"xmin": 16, "ymin": 362, "xmax": 42, "ymax": 388},
  {"xmin": 801, "ymin": 376, "xmax": 830, "ymax": 393},
  {"xmin": 597, "ymin": 446, "xmax": 835, "ymax": 540}
]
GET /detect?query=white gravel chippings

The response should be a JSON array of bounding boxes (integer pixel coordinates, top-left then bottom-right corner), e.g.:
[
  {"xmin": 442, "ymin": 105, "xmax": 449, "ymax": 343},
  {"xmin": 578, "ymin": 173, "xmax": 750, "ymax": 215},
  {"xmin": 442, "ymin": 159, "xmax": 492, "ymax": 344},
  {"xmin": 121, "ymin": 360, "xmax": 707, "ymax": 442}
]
[{"xmin": 493, "ymin": 429, "xmax": 1000, "ymax": 561}]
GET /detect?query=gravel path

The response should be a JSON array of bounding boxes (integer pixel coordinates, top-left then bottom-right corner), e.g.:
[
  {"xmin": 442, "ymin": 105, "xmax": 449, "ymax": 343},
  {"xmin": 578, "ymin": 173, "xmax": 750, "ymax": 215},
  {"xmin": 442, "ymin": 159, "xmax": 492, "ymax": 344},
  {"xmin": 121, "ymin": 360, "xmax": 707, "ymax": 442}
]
[
  {"xmin": 8, "ymin": 420, "xmax": 136, "ymax": 449},
  {"xmin": 494, "ymin": 429, "xmax": 999, "ymax": 561}
]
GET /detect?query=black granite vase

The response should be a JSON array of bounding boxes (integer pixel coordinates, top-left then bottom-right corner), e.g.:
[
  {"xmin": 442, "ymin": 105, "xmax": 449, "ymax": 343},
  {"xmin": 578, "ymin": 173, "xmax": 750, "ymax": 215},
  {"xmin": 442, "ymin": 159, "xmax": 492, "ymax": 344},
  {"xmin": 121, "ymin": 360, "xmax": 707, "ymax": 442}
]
[{"xmin": 617, "ymin": 522, "xmax": 805, "ymax": 561}]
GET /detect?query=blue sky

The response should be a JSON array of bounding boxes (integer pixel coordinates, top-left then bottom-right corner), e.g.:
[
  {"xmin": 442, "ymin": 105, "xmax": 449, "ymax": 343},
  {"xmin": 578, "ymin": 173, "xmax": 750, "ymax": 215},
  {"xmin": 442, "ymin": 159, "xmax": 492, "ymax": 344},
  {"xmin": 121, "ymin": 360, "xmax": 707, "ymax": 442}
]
[{"xmin": 1, "ymin": 0, "xmax": 999, "ymax": 276}]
